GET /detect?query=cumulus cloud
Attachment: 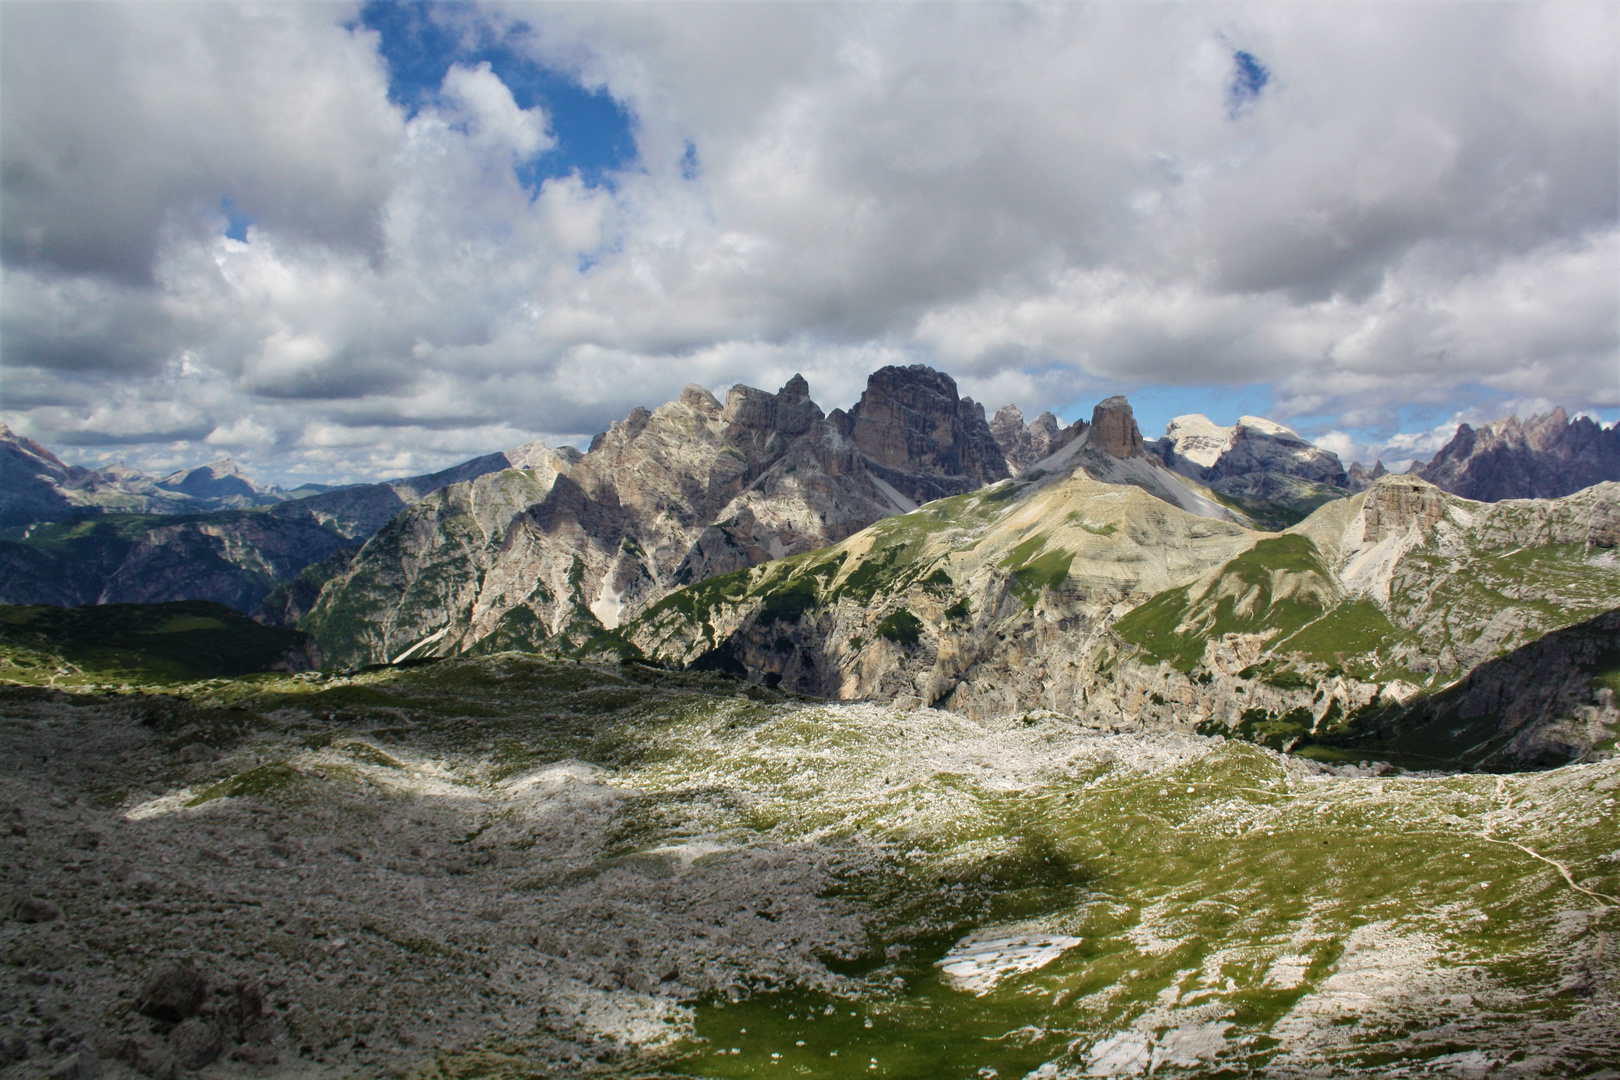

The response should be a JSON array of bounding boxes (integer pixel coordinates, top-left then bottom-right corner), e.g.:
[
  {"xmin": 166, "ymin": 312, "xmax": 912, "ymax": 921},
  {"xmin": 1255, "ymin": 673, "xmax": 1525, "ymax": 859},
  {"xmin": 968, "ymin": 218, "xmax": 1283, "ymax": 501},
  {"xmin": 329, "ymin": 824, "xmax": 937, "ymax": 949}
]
[{"xmin": 0, "ymin": 1, "xmax": 1614, "ymax": 483}]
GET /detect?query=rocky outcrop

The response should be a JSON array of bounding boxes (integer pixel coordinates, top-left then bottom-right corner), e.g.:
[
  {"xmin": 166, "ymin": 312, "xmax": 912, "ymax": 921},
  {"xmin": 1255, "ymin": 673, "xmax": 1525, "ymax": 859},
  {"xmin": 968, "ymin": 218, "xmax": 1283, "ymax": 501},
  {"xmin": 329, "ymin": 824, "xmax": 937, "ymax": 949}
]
[
  {"xmin": 1087, "ymin": 396, "xmax": 1148, "ymax": 460},
  {"xmin": 1417, "ymin": 408, "xmax": 1620, "ymax": 501},
  {"xmin": 829, "ymin": 365, "xmax": 1010, "ymax": 503},
  {"xmin": 1358, "ymin": 475, "xmax": 1448, "ymax": 545},
  {"xmin": 990, "ymin": 406, "xmax": 1063, "ymax": 475}
]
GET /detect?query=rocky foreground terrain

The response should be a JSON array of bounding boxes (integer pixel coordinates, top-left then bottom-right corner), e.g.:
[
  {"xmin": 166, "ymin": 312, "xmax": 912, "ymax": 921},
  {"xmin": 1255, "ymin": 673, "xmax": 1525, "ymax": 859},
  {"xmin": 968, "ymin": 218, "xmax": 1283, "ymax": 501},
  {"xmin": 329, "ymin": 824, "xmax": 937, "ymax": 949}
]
[{"xmin": 0, "ymin": 657, "xmax": 1616, "ymax": 1079}]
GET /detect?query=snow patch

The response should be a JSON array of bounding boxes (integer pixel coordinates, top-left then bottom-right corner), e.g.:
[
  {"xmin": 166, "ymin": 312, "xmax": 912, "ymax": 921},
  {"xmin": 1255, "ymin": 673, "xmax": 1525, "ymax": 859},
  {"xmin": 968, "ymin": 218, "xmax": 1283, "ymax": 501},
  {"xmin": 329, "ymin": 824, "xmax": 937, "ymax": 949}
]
[
  {"xmin": 590, "ymin": 578, "xmax": 624, "ymax": 629},
  {"xmin": 936, "ymin": 928, "xmax": 1084, "ymax": 994},
  {"xmin": 393, "ymin": 624, "xmax": 451, "ymax": 664}
]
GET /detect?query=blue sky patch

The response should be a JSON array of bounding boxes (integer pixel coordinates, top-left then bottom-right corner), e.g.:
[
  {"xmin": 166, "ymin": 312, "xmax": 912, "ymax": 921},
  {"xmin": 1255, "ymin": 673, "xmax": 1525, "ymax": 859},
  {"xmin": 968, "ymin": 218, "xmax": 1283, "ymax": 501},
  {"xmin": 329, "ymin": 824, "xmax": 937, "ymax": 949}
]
[
  {"xmin": 220, "ymin": 197, "xmax": 253, "ymax": 242},
  {"xmin": 356, "ymin": 0, "xmax": 636, "ymax": 192},
  {"xmin": 1227, "ymin": 48, "xmax": 1270, "ymax": 116}
]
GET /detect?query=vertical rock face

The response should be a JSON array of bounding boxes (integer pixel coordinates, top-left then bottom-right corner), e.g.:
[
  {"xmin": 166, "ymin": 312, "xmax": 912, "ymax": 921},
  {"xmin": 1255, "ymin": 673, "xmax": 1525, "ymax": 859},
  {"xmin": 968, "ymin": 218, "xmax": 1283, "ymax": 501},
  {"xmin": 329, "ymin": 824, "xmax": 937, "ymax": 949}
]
[
  {"xmin": 1418, "ymin": 408, "xmax": 1620, "ymax": 501},
  {"xmin": 990, "ymin": 406, "xmax": 1063, "ymax": 474},
  {"xmin": 831, "ymin": 365, "xmax": 1011, "ymax": 502},
  {"xmin": 1360, "ymin": 475, "xmax": 1449, "ymax": 544},
  {"xmin": 1088, "ymin": 396, "xmax": 1147, "ymax": 459}
]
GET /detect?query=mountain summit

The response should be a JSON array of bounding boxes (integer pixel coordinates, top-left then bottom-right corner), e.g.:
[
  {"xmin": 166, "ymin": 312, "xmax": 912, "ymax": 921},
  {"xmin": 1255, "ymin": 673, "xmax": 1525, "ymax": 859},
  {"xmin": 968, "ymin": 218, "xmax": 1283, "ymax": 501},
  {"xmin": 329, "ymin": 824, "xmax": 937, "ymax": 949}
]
[{"xmin": 828, "ymin": 364, "xmax": 1010, "ymax": 503}]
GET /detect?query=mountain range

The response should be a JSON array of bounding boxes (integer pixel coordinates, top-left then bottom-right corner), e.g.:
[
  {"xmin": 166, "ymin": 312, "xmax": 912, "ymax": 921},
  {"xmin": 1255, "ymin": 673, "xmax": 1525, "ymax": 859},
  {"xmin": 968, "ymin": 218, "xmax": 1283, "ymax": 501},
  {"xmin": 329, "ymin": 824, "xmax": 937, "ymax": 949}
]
[{"xmin": 0, "ymin": 433, "xmax": 553, "ymax": 615}]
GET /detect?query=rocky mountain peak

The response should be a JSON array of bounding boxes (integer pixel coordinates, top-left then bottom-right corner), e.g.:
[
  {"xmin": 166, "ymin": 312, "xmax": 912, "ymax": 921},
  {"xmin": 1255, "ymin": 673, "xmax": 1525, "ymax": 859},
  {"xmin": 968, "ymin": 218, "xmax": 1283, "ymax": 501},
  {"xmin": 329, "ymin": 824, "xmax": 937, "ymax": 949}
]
[
  {"xmin": 779, "ymin": 373, "xmax": 811, "ymax": 400},
  {"xmin": 830, "ymin": 364, "xmax": 1010, "ymax": 501},
  {"xmin": 679, "ymin": 384, "xmax": 724, "ymax": 417},
  {"xmin": 722, "ymin": 377, "xmax": 824, "ymax": 437},
  {"xmin": 98, "ymin": 461, "xmax": 143, "ymax": 481},
  {"xmin": 990, "ymin": 406, "xmax": 1063, "ymax": 474},
  {"xmin": 1088, "ymin": 396, "xmax": 1147, "ymax": 460},
  {"xmin": 1417, "ymin": 407, "xmax": 1619, "ymax": 501}
]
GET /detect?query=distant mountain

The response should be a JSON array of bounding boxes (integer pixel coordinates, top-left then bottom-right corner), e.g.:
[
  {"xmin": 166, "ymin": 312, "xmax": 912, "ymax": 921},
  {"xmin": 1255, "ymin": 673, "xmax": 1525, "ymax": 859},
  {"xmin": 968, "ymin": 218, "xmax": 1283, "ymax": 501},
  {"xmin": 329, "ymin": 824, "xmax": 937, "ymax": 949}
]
[
  {"xmin": 1415, "ymin": 407, "xmax": 1620, "ymax": 501},
  {"xmin": 989, "ymin": 405, "xmax": 1061, "ymax": 474},
  {"xmin": 1346, "ymin": 459, "xmax": 1387, "ymax": 491},
  {"xmin": 1151, "ymin": 414, "xmax": 1351, "ymax": 528},
  {"xmin": 0, "ymin": 422, "xmax": 191, "ymax": 526},
  {"xmin": 0, "ymin": 437, "xmax": 559, "ymax": 616},
  {"xmin": 304, "ymin": 367, "xmax": 1036, "ymax": 667},
  {"xmin": 0, "ymin": 419, "xmax": 545, "ymax": 532},
  {"xmin": 154, "ymin": 457, "xmax": 283, "ymax": 507}
]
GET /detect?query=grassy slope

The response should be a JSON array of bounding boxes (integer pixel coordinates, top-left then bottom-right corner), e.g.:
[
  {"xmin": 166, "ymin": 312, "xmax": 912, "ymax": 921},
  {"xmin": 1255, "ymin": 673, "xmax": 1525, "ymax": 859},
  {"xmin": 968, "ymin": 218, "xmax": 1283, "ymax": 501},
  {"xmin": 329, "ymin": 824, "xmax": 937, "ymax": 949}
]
[
  {"xmin": 0, "ymin": 600, "xmax": 317, "ymax": 683},
  {"xmin": 1111, "ymin": 489, "xmax": 1620, "ymax": 764},
  {"xmin": 614, "ymin": 474, "xmax": 1258, "ymax": 674}
]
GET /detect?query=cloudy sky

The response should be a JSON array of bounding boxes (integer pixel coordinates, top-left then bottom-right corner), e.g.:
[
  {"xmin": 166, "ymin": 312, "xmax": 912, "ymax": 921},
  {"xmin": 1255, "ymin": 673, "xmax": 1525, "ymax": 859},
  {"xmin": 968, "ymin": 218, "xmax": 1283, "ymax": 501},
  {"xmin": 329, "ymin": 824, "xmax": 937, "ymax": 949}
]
[{"xmin": 2, "ymin": 1, "xmax": 1616, "ymax": 484}]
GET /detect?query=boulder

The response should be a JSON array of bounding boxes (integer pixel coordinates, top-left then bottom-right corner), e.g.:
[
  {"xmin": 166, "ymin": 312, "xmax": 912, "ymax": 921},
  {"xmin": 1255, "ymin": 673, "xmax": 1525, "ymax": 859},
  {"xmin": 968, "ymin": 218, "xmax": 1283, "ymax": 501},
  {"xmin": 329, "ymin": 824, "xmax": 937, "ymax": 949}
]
[
  {"xmin": 136, "ymin": 964, "xmax": 208, "ymax": 1023},
  {"xmin": 8, "ymin": 895, "xmax": 61, "ymax": 923},
  {"xmin": 168, "ymin": 1018, "xmax": 221, "ymax": 1071}
]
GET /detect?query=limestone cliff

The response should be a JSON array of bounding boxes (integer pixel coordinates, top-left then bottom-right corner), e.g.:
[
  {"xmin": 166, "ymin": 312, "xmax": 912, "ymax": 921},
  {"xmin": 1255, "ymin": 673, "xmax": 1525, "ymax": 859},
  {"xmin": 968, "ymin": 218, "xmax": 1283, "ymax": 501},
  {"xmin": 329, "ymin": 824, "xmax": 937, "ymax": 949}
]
[{"xmin": 828, "ymin": 365, "xmax": 1011, "ymax": 503}]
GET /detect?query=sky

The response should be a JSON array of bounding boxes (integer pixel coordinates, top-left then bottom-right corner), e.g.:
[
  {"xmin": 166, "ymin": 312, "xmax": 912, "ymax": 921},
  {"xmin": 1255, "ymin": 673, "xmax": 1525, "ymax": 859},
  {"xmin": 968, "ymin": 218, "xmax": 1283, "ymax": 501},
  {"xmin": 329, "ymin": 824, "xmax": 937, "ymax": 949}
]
[{"xmin": 2, "ymin": 1, "xmax": 1616, "ymax": 485}]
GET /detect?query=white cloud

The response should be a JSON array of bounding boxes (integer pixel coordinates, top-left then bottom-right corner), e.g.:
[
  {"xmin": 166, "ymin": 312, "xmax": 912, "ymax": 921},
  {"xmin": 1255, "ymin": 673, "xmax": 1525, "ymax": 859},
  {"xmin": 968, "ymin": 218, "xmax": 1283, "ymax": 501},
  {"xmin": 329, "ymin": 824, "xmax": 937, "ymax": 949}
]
[
  {"xmin": 1, "ymin": 1, "xmax": 1614, "ymax": 484},
  {"xmin": 440, "ymin": 62, "xmax": 555, "ymax": 159}
]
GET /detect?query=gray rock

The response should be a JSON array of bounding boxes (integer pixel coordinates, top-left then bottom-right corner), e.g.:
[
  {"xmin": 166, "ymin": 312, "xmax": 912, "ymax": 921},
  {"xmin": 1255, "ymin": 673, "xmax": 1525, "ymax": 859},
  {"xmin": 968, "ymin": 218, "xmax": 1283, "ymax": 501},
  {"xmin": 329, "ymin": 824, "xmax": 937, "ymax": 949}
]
[
  {"xmin": 168, "ymin": 1018, "xmax": 222, "ymax": 1071},
  {"xmin": 135, "ymin": 964, "xmax": 208, "ymax": 1023},
  {"xmin": 119, "ymin": 1038, "xmax": 175, "ymax": 1080},
  {"xmin": 8, "ymin": 895, "xmax": 62, "ymax": 923},
  {"xmin": 48, "ymin": 1053, "xmax": 100, "ymax": 1080}
]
